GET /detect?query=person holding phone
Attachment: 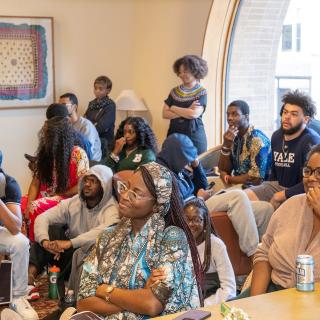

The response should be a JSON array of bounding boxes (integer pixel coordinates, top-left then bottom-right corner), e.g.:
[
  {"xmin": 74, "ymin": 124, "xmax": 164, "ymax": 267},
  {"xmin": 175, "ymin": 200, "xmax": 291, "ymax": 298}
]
[
  {"xmin": 162, "ymin": 55, "xmax": 208, "ymax": 155},
  {"xmin": 104, "ymin": 117, "xmax": 158, "ymax": 173}
]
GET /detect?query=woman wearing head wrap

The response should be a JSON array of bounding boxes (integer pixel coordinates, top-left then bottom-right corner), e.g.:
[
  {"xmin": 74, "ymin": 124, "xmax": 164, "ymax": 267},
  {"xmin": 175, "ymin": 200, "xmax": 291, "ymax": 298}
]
[{"xmin": 77, "ymin": 162, "xmax": 202, "ymax": 319}]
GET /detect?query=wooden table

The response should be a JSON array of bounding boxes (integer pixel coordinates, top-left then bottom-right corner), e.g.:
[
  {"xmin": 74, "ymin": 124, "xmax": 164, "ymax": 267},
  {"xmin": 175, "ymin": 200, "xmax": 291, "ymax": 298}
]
[{"xmin": 153, "ymin": 283, "xmax": 320, "ymax": 319}]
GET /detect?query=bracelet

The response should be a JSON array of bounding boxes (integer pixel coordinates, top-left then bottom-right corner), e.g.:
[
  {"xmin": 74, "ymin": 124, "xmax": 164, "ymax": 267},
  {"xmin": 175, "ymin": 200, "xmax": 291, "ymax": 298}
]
[
  {"xmin": 220, "ymin": 149, "xmax": 231, "ymax": 156},
  {"xmin": 110, "ymin": 152, "xmax": 120, "ymax": 163},
  {"xmin": 222, "ymin": 146, "xmax": 231, "ymax": 151}
]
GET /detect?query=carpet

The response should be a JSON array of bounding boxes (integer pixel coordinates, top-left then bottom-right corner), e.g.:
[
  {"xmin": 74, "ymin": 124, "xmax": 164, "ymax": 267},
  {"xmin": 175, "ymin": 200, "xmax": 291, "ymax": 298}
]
[{"xmin": 0, "ymin": 275, "xmax": 59, "ymax": 319}]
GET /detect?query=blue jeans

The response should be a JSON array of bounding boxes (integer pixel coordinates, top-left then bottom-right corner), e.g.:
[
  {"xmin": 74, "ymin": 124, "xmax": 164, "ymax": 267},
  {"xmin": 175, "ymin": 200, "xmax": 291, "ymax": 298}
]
[{"xmin": 0, "ymin": 227, "xmax": 29, "ymax": 297}]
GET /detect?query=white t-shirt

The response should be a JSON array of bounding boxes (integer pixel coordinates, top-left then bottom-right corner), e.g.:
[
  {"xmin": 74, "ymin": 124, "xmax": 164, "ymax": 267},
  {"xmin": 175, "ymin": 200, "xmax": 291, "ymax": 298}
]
[{"xmin": 197, "ymin": 234, "xmax": 236, "ymax": 305}]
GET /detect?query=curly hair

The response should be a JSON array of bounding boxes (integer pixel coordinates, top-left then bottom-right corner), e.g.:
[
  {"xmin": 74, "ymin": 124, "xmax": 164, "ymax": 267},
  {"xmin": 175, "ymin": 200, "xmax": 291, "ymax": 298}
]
[
  {"xmin": 173, "ymin": 55, "xmax": 208, "ymax": 80},
  {"xmin": 115, "ymin": 117, "xmax": 158, "ymax": 154},
  {"xmin": 35, "ymin": 117, "xmax": 77, "ymax": 194},
  {"xmin": 140, "ymin": 166, "xmax": 204, "ymax": 306},
  {"xmin": 280, "ymin": 90, "xmax": 316, "ymax": 118}
]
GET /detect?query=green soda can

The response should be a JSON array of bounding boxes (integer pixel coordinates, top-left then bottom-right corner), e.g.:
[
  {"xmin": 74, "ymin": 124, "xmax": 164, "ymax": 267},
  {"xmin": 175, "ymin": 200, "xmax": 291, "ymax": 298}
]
[{"xmin": 48, "ymin": 265, "xmax": 60, "ymax": 299}]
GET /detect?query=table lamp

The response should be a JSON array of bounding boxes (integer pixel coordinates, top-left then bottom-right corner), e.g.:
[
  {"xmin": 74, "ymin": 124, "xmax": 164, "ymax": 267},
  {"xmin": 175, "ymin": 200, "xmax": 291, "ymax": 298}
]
[{"xmin": 115, "ymin": 89, "xmax": 148, "ymax": 118}]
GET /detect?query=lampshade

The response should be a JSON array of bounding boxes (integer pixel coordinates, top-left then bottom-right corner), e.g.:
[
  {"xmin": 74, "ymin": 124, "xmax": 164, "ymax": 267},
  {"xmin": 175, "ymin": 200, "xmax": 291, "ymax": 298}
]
[{"xmin": 116, "ymin": 89, "xmax": 148, "ymax": 111}]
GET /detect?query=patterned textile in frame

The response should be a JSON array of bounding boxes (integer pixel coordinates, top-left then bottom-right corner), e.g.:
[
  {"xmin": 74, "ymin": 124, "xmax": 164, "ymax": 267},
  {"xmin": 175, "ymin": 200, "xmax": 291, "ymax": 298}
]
[{"xmin": 0, "ymin": 22, "xmax": 48, "ymax": 100}]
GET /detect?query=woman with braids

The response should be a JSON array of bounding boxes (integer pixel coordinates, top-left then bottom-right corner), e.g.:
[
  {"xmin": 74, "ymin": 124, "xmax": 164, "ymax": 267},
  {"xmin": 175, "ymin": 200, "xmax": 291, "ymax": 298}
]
[
  {"xmin": 77, "ymin": 162, "xmax": 202, "ymax": 318},
  {"xmin": 104, "ymin": 116, "xmax": 158, "ymax": 173},
  {"xmin": 22, "ymin": 116, "xmax": 89, "ymax": 241},
  {"xmin": 162, "ymin": 55, "xmax": 208, "ymax": 154},
  {"xmin": 184, "ymin": 198, "xmax": 236, "ymax": 305}
]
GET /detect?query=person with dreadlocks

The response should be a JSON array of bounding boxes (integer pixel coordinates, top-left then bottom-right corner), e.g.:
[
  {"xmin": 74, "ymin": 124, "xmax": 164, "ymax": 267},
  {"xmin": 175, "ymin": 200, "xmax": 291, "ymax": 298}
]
[
  {"xmin": 104, "ymin": 116, "xmax": 158, "ymax": 173},
  {"xmin": 184, "ymin": 198, "xmax": 236, "ymax": 305},
  {"xmin": 22, "ymin": 116, "xmax": 89, "ymax": 242},
  {"xmin": 77, "ymin": 162, "xmax": 202, "ymax": 318}
]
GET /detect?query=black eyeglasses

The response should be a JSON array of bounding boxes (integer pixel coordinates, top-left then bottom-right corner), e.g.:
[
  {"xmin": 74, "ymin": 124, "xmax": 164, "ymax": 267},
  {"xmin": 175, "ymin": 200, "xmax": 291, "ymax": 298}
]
[{"xmin": 302, "ymin": 166, "xmax": 320, "ymax": 179}]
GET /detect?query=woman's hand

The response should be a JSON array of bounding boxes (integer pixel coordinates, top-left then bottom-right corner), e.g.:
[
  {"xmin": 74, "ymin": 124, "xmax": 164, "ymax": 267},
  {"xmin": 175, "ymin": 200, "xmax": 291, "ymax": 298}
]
[
  {"xmin": 113, "ymin": 137, "xmax": 126, "ymax": 156},
  {"xmin": 307, "ymin": 186, "xmax": 320, "ymax": 217},
  {"xmin": 144, "ymin": 268, "xmax": 167, "ymax": 289}
]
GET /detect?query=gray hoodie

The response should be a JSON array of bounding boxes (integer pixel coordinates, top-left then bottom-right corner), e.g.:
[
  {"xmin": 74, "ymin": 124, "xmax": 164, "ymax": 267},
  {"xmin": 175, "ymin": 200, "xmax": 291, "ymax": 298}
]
[{"xmin": 34, "ymin": 165, "xmax": 119, "ymax": 248}]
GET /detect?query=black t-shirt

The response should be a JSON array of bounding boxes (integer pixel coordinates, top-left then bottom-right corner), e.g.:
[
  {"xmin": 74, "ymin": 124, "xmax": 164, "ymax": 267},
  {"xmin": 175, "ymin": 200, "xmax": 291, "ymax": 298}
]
[{"xmin": 269, "ymin": 127, "xmax": 320, "ymax": 198}]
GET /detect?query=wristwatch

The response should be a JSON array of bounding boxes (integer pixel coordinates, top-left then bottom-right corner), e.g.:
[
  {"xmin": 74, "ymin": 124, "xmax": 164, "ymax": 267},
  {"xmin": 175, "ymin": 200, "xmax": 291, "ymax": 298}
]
[{"xmin": 104, "ymin": 285, "xmax": 115, "ymax": 303}]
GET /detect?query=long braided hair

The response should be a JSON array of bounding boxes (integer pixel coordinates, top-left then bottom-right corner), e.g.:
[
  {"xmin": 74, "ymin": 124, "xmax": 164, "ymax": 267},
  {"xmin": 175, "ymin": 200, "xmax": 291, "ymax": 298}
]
[
  {"xmin": 184, "ymin": 197, "xmax": 218, "ymax": 273},
  {"xmin": 35, "ymin": 117, "xmax": 77, "ymax": 194},
  {"xmin": 139, "ymin": 166, "xmax": 204, "ymax": 306}
]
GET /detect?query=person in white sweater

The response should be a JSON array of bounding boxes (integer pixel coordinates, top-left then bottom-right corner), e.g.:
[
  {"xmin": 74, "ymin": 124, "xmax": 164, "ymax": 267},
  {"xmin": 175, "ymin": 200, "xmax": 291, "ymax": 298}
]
[
  {"xmin": 184, "ymin": 198, "xmax": 236, "ymax": 305},
  {"xmin": 28, "ymin": 165, "xmax": 119, "ymax": 292}
]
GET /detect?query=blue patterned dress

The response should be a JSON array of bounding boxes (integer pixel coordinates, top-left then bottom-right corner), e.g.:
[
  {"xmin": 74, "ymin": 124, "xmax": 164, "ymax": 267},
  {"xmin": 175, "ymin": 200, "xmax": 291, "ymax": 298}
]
[{"xmin": 78, "ymin": 223, "xmax": 200, "ymax": 320}]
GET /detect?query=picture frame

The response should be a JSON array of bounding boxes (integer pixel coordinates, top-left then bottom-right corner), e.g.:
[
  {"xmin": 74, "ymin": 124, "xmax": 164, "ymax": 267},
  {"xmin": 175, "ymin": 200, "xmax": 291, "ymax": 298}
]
[{"xmin": 0, "ymin": 16, "xmax": 54, "ymax": 109}]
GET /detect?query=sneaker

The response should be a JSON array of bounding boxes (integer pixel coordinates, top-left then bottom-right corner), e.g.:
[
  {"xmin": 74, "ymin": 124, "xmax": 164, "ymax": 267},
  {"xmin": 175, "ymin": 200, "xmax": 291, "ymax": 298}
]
[
  {"xmin": 59, "ymin": 307, "xmax": 77, "ymax": 320},
  {"xmin": 26, "ymin": 286, "xmax": 40, "ymax": 301},
  {"xmin": 10, "ymin": 296, "xmax": 39, "ymax": 320},
  {"xmin": 1, "ymin": 308, "xmax": 23, "ymax": 320}
]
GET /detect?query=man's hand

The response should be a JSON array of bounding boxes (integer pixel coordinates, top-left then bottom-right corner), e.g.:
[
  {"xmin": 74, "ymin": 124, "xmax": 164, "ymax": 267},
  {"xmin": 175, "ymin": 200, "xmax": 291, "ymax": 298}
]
[
  {"xmin": 51, "ymin": 240, "xmax": 72, "ymax": 252},
  {"xmin": 197, "ymin": 188, "xmax": 215, "ymax": 201},
  {"xmin": 191, "ymin": 158, "xmax": 199, "ymax": 169},
  {"xmin": 270, "ymin": 191, "xmax": 286, "ymax": 210},
  {"xmin": 144, "ymin": 268, "xmax": 167, "ymax": 289},
  {"xmin": 223, "ymin": 125, "xmax": 239, "ymax": 148},
  {"xmin": 42, "ymin": 240, "xmax": 61, "ymax": 260},
  {"xmin": 306, "ymin": 186, "xmax": 320, "ymax": 217}
]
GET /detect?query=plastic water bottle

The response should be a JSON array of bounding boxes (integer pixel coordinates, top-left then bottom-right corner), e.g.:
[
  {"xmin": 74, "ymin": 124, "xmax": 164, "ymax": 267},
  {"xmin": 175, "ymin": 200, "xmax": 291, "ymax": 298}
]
[{"xmin": 48, "ymin": 265, "xmax": 60, "ymax": 299}]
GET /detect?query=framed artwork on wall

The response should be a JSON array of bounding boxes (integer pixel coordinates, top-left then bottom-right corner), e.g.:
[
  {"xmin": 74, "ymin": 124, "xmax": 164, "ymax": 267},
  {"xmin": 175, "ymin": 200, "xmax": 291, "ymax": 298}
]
[{"xmin": 0, "ymin": 16, "xmax": 54, "ymax": 109}]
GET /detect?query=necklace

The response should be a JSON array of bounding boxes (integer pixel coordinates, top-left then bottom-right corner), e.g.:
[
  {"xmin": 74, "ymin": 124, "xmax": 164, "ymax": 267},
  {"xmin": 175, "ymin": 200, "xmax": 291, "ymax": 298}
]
[{"xmin": 282, "ymin": 137, "xmax": 289, "ymax": 160}]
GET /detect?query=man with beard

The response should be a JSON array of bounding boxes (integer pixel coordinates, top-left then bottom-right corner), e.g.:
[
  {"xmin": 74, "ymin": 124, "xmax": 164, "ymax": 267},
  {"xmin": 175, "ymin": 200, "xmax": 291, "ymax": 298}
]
[
  {"xmin": 246, "ymin": 90, "xmax": 320, "ymax": 209},
  {"xmin": 27, "ymin": 165, "xmax": 119, "ymax": 297}
]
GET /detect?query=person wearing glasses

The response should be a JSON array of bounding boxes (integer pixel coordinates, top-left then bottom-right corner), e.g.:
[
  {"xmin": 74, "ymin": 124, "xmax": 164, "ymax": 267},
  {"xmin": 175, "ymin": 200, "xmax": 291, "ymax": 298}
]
[
  {"xmin": 236, "ymin": 145, "xmax": 320, "ymax": 298},
  {"xmin": 28, "ymin": 165, "xmax": 119, "ymax": 299},
  {"xmin": 77, "ymin": 162, "xmax": 203, "ymax": 318},
  {"xmin": 59, "ymin": 93, "xmax": 102, "ymax": 162}
]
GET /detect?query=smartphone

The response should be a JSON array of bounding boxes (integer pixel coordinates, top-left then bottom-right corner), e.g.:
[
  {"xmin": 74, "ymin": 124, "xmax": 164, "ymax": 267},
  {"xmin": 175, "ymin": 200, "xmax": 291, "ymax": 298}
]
[
  {"xmin": 206, "ymin": 181, "xmax": 215, "ymax": 190},
  {"xmin": 172, "ymin": 310, "xmax": 211, "ymax": 320}
]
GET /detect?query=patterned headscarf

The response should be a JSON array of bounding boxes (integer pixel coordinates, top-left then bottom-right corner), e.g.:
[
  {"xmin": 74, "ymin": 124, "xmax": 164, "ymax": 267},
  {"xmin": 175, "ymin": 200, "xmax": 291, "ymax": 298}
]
[{"xmin": 95, "ymin": 162, "xmax": 173, "ymax": 285}]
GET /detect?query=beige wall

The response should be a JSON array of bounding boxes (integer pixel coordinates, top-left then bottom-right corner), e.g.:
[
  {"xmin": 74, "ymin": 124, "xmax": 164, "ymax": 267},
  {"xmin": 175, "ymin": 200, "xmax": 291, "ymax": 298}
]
[{"xmin": 0, "ymin": 0, "xmax": 212, "ymax": 192}]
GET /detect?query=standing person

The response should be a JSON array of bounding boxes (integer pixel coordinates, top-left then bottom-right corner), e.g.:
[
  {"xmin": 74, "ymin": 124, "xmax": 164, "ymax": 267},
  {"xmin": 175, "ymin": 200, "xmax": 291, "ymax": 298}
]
[
  {"xmin": 246, "ymin": 90, "xmax": 320, "ymax": 209},
  {"xmin": 77, "ymin": 162, "xmax": 202, "ymax": 318},
  {"xmin": 0, "ymin": 163, "xmax": 38, "ymax": 319},
  {"xmin": 219, "ymin": 100, "xmax": 271, "ymax": 186},
  {"xmin": 162, "ymin": 55, "xmax": 208, "ymax": 154},
  {"xmin": 104, "ymin": 117, "xmax": 157, "ymax": 173},
  {"xmin": 59, "ymin": 93, "xmax": 102, "ymax": 161},
  {"xmin": 22, "ymin": 117, "xmax": 89, "ymax": 241},
  {"xmin": 84, "ymin": 76, "xmax": 116, "ymax": 157},
  {"xmin": 184, "ymin": 198, "xmax": 236, "ymax": 305}
]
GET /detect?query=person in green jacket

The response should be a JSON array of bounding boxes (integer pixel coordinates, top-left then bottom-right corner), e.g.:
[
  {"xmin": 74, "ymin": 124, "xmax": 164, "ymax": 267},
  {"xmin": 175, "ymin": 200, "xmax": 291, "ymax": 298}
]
[{"xmin": 105, "ymin": 117, "xmax": 158, "ymax": 172}]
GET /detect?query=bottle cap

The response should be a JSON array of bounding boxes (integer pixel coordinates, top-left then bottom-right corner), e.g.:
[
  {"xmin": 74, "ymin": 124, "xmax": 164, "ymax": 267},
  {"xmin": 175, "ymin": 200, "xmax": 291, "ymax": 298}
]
[{"xmin": 49, "ymin": 265, "xmax": 60, "ymax": 272}]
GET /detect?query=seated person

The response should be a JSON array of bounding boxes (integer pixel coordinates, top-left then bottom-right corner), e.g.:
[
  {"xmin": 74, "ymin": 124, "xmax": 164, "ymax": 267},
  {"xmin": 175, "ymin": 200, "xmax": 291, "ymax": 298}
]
[
  {"xmin": 28, "ymin": 165, "xmax": 119, "ymax": 294},
  {"xmin": 77, "ymin": 162, "xmax": 202, "ymax": 318},
  {"xmin": 237, "ymin": 144, "xmax": 320, "ymax": 298},
  {"xmin": 0, "ymin": 163, "xmax": 38, "ymax": 319},
  {"xmin": 22, "ymin": 116, "xmax": 89, "ymax": 241},
  {"xmin": 156, "ymin": 133, "xmax": 210, "ymax": 201},
  {"xmin": 246, "ymin": 90, "xmax": 320, "ymax": 209},
  {"xmin": 184, "ymin": 198, "xmax": 236, "ymax": 305},
  {"xmin": 104, "ymin": 117, "xmax": 158, "ymax": 172},
  {"xmin": 219, "ymin": 100, "xmax": 270, "ymax": 186},
  {"xmin": 59, "ymin": 93, "xmax": 102, "ymax": 161}
]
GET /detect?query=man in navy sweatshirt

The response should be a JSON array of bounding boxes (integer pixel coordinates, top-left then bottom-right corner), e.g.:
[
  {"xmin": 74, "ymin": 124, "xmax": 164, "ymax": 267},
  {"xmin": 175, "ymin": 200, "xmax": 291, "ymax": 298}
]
[{"xmin": 246, "ymin": 90, "xmax": 320, "ymax": 209}]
